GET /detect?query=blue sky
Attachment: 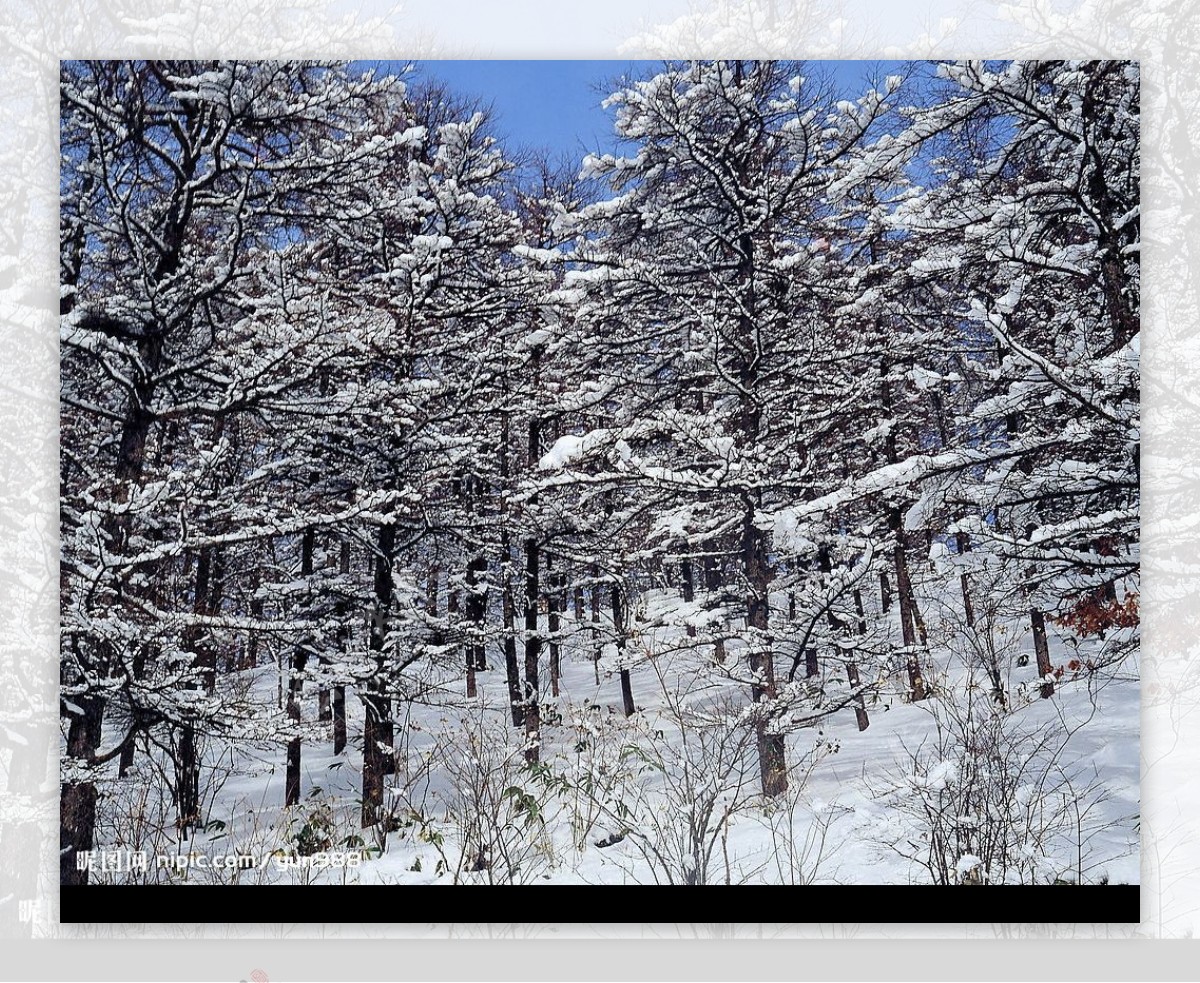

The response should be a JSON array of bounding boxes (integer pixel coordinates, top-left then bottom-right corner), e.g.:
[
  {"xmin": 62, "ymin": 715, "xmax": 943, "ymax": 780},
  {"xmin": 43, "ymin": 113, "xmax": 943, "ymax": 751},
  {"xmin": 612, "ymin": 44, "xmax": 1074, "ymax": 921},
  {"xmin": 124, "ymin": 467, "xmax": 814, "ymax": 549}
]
[
  {"xmin": 412, "ymin": 60, "xmax": 635, "ymax": 159},
  {"xmin": 367, "ymin": 60, "xmax": 906, "ymax": 160}
]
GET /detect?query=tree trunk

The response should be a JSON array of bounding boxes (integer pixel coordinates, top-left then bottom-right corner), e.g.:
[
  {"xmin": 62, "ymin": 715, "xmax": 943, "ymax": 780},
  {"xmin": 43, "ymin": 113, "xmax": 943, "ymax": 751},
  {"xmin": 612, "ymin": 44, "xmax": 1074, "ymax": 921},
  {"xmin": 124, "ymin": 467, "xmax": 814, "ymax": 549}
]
[
  {"xmin": 703, "ymin": 556, "xmax": 728, "ymax": 664},
  {"xmin": 849, "ymin": 589, "xmax": 870, "ymax": 731},
  {"xmin": 59, "ymin": 695, "xmax": 103, "ymax": 885},
  {"xmin": 889, "ymin": 509, "xmax": 928, "ymax": 702},
  {"xmin": 611, "ymin": 582, "xmax": 635, "ymax": 716},
  {"xmin": 285, "ymin": 701, "xmax": 302, "ymax": 808},
  {"xmin": 246, "ymin": 593, "xmax": 264, "ymax": 669},
  {"xmin": 681, "ymin": 558, "xmax": 696, "ymax": 638},
  {"xmin": 427, "ymin": 566, "xmax": 440, "ymax": 621},
  {"xmin": 465, "ymin": 554, "xmax": 487, "ymax": 698},
  {"xmin": 286, "ymin": 527, "xmax": 314, "ymax": 807},
  {"xmin": 60, "ymin": 155, "xmax": 184, "ymax": 869},
  {"xmin": 879, "ymin": 357, "xmax": 928, "ymax": 701},
  {"xmin": 956, "ymin": 531, "xmax": 976, "ymax": 628},
  {"xmin": 590, "ymin": 563, "xmax": 603, "ymax": 683},
  {"xmin": 117, "ymin": 648, "xmax": 143, "ymax": 777},
  {"xmin": 928, "ymin": 386, "xmax": 978, "ymax": 630},
  {"xmin": 1031, "ymin": 607, "xmax": 1055, "ymax": 698},
  {"xmin": 362, "ymin": 522, "xmax": 396, "ymax": 827},
  {"xmin": 547, "ymin": 553, "xmax": 561, "ymax": 698},
  {"xmin": 744, "ymin": 508, "xmax": 787, "ymax": 798},
  {"xmin": 846, "ymin": 661, "xmax": 870, "ymax": 732},
  {"xmin": 523, "ymin": 537, "xmax": 541, "ymax": 762},
  {"xmin": 332, "ymin": 686, "xmax": 347, "ymax": 757},
  {"xmin": 447, "ymin": 582, "xmax": 460, "ymax": 690},
  {"xmin": 173, "ymin": 539, "xmax": 215, "ymax": 832},
  {"xmin": 726, "ymin": 121, "xmax": 787, "ymax": 798},
  {"xmin": 361, "ymin": 693, "xmax": 389, "ymax": 829},
  {"xmin": 332, "ymin": 539, "xmax": 350, "ymax": 756},
  {"xmin": 818, "ymin": 545, "xmax": 869, "ymax": 731},
  {"xmin": 176, "ymin": 723, "xmax": 199, "ymax": 840},
  {"xmin": 194, "ymin": 546, "xmax": 215, "ymax": 693},
  {"xmin": 502, "ymin": 574, "xmax": 524, "ymax": 728}
]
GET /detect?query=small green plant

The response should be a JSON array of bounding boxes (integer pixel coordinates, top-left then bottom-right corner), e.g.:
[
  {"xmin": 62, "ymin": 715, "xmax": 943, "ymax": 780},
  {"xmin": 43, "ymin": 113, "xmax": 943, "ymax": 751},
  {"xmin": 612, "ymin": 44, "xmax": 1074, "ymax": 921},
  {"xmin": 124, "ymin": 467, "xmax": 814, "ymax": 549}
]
[{"xmin": 291, "ymin": 799, "xmax": 335, "ymax": 857}]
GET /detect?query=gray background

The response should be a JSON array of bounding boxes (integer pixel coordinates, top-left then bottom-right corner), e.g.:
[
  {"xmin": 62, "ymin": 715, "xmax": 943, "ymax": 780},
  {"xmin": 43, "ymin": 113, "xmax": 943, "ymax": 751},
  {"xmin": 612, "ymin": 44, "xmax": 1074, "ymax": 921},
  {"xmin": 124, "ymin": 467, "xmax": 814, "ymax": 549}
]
[{"xmin": 1, "ymin": 0, "xmax": 1193, "ymax": 976}]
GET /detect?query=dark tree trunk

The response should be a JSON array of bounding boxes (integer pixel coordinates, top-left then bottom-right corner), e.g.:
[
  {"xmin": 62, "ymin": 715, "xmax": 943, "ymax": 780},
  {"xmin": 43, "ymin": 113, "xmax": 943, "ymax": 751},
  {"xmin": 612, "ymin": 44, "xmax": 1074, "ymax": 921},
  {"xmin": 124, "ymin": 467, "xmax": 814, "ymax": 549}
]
[
  {"xmin": 680, "ymin": 558, "xmax": 696, "ymax": 638},
  {"xmin": 889, "ymin": 509, "xmax": 928, "ymax": 702},
  {"xmin": 332, "ymin": 539, "xmax": 350, "ymax": 756},
  {"xmin": 619, "ymin": 670, "xmax": 636, "ymax": 718},
  {"xmin": 703, "ymin": 555, "xmax": 727, "ymax": 664},
  {"xmin": 286, "ymin": 527, "xmax": 315, "ymax": 807},
  {"xmin": 361, "ymin": 693, "xmax": 389, "ymax": 829},
  {"xmin": 522, "ymin": 402, "xmax": 543, "ymax": 760},
  {"xmin": 176, "ymin": 723, "xmax": 199, "ymax": 840},
  {"xmin": 173, "ymin": 538, "xmax": 214, "ymax": 832},
  {"xmin": 208, "ymin": 543, "xmax": 226, "ymax": 649},
  {"xmin": 611, "ymin": 582, "xmax": 635, "ymax": 717},
  {"xmin": 523, "ymin": 537, "xmax": 541, "ymax": 762},
  {"xmin": 502, "ymin": 574, "xmax": 524, "ymax": 728},
  {"xmin": 246, "ymin": 592, "xmax": 264, "ymax": 670},
  {"xmin": 470, "ymin": 573, "xmax": 484, "ymax": 672},
  {"xmin": 332, "ymin": 686, "xmax": 347, "ymax": 756},
  {"xmin": 849, "ymin": 589, "xmax": 871, "ymax": 730},
  {"xmin": 1031, "ymin": 607, "xmax": 1055, "ymax": 698},
  {"xmin": 304, "ymin": 533, "xmax": 330, "ymax": 724},
  {"xmin": 362, "ymin": 522, "xmax": 396, "ymax": 828},
  {"xmin": 547, "ymin": 552, "xmax": 561, "ymax": 698},
  {"xmin": 879, "ymin": 355, "xmax": 928, "ymax": 703},
  {"xmin": 59, "ymin": 695, "xmax": 103, "ymax": 885},
  {"xmin": 61, "ymin": 138, "xmax": 196, "ymax": 870},
  {"xmin": 465, "ymin": 554, "xmax": 487, "ymax": 698},
  {"xmin": 816, "ymin": 547, "xmax": 837, "ymax": 606},
  {"xmin": 285, "ymin": 701, "xmax": 302, "ymax": 807},
  {"xmin": 724, "ymin": 150, "xmax": 787, "ymax": 796},
  {"xmin": 928, "ymin": 387, "xmax": 978, "ymax": 630},
  {"xmin": 447, "ymin": 582, "xmax": 460, "ymax": 688},
  {"xmin": 117, "ymin": 648, "xmax": 144, "ymax": 777},
  {"xmin": 846, "ymin": 661, "xmax": 870, "ymax": 732},
  {"xmin": 743, "ymin": 508, "xmax": 787, "ymax": 798},
  {"xmin": 427, "ymin": 566, "xmax": 440, "ymax": 620},
  {"xmin": 956, "ymin": 531, "xmax": 976, "ymax": 628},
  {"xmin": 590, "ymin": 563, "xmax": 603, "ymax": 683},
  {"xmin": 497, "ymin": 407, "xmax": 524, "ymax": 727},
  {"xmin": 194, "ymin": 546, "xmax": 215, "ymax": 694},
  {"xmin": 818, "ymin": 545, "xmax": 868, "ymax": 729}
]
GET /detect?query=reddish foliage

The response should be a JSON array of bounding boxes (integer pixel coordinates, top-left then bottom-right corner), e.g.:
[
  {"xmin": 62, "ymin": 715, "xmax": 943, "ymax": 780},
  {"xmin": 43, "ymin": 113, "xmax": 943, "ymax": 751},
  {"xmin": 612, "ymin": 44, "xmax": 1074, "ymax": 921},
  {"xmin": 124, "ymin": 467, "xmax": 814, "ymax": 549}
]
[{"xmin": 1055, "ymin": 591, "xmax": 1139, "ymax": 638}]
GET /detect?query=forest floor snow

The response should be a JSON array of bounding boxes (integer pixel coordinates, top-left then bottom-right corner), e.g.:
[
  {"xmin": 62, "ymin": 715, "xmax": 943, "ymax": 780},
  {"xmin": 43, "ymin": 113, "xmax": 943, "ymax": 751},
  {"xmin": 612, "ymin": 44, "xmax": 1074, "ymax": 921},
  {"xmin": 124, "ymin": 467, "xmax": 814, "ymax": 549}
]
[{"xmin": 87, "ymin": 585, "xmax": 1139, "ymax": 889}]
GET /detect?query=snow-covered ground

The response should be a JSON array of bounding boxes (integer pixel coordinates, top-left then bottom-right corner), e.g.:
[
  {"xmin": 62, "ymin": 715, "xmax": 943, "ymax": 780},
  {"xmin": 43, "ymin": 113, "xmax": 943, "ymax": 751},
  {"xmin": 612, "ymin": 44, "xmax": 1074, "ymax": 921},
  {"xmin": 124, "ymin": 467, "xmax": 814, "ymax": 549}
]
[{"xmin": 84, "ymin": 578, "xmax": 1139, "ymax": 889}]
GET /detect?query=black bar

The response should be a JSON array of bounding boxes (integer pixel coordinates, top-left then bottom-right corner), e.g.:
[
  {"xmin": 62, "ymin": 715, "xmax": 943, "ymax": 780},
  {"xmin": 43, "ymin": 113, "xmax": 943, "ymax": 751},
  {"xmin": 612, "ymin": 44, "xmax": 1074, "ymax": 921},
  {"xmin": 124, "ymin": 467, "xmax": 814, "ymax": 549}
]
[{"xmin": 60, "ymin": 885, "xmax": 1139, "ymax": 925}]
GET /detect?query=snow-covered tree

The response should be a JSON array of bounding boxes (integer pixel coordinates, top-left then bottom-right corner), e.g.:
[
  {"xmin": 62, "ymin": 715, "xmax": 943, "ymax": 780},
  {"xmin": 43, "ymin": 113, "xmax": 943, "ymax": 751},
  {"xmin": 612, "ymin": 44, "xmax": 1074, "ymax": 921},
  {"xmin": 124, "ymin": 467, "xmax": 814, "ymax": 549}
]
[
  {"xmin": 546, "ymin": 61, "xmax": 911, "ymax": 796},
  {"xmin": 894, "ymin": 60, "xmax": 1140, "ymax": 694},
  {"xmin": 59, "ymin": 59, "xmax": 1139, "ymax": 891},
  {"xmin": 59, "ymin": 59, "xmax": 403, "ymax": 875}
]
